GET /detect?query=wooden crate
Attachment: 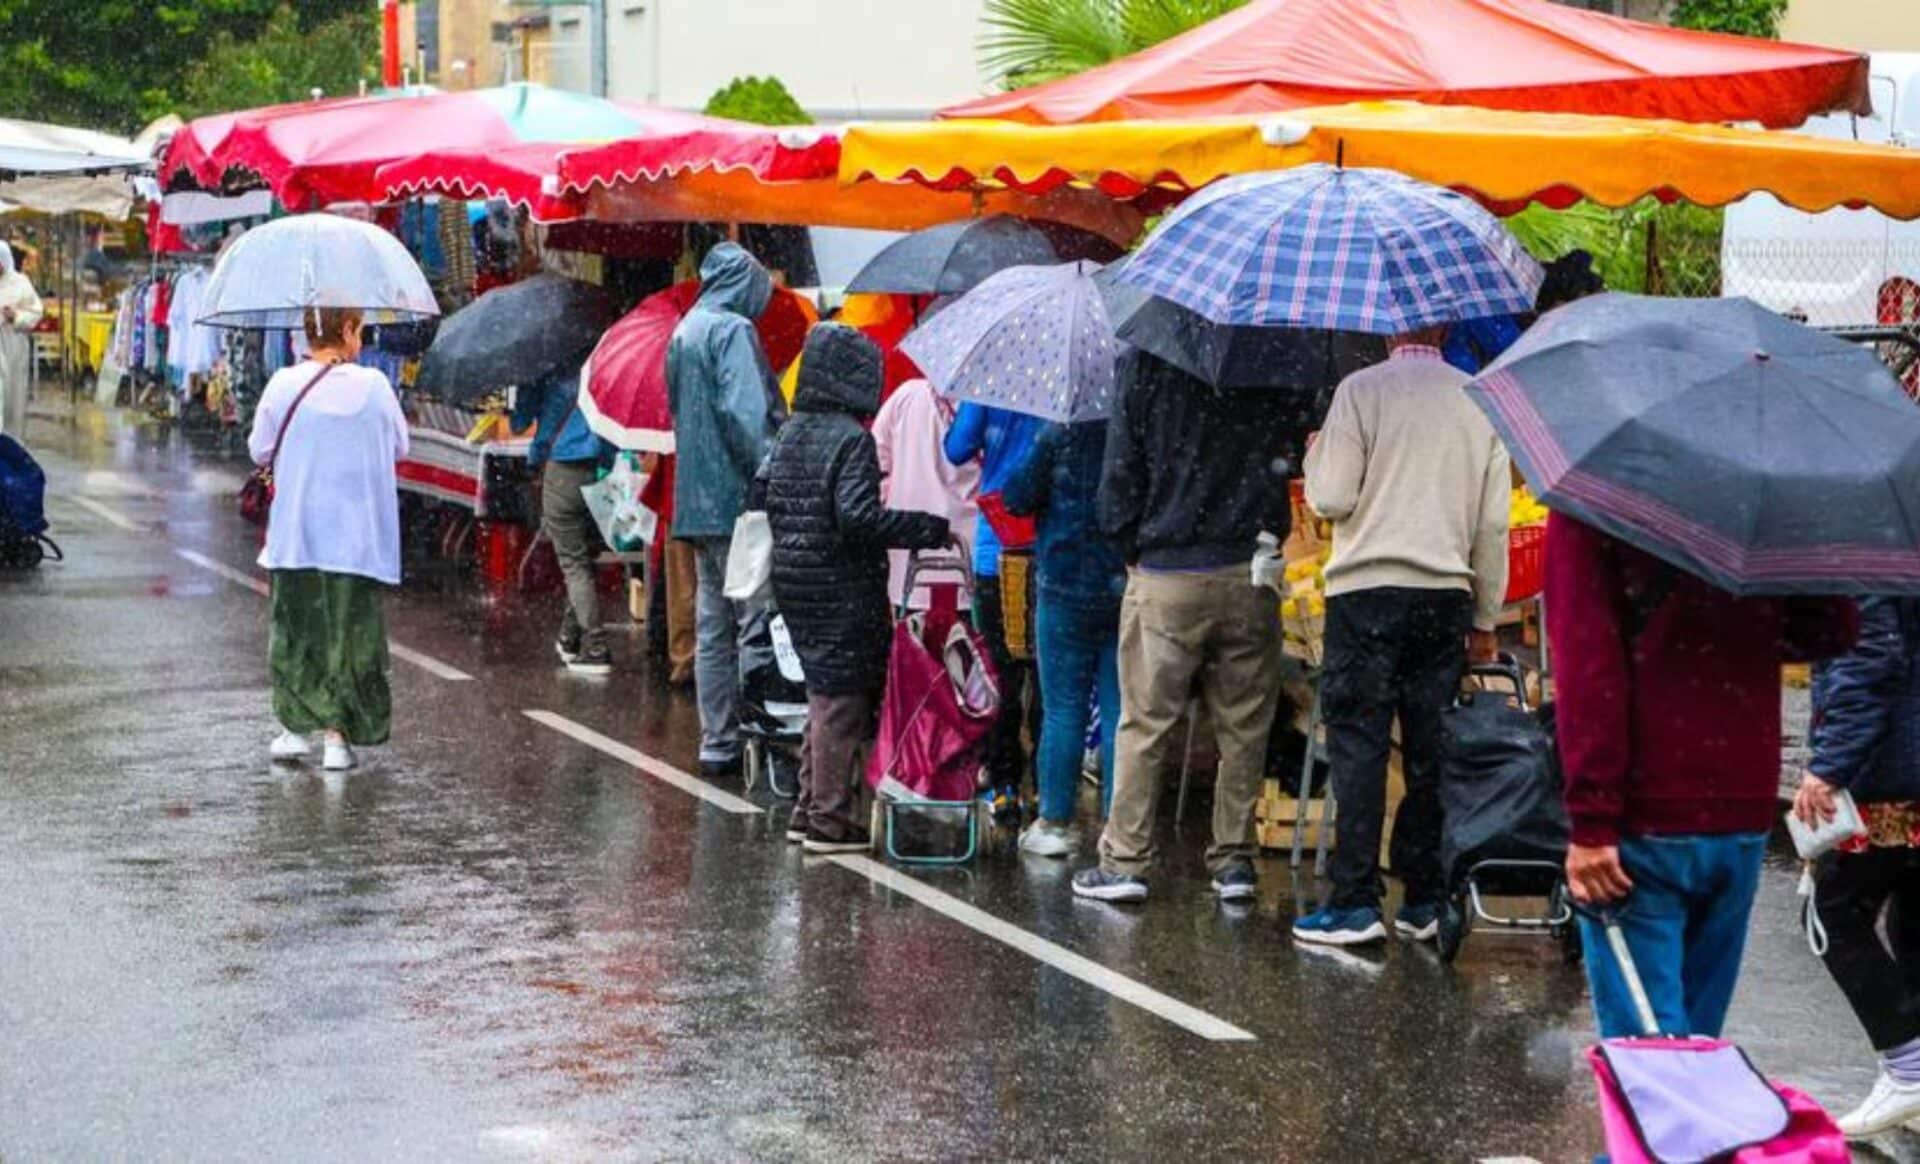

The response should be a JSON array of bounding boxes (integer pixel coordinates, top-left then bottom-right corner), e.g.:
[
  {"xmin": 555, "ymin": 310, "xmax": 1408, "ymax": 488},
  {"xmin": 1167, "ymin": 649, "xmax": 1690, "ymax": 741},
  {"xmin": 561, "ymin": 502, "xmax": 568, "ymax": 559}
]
[{"xmin": 1255, "ymin": 748, "xmax": 1406, "ymax": 856}]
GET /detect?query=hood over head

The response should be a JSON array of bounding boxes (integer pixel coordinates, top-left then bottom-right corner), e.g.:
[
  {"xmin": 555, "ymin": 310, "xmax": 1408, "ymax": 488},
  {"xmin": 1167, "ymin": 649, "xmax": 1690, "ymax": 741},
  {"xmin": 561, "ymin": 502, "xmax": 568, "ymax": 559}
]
[
  {"xmin": 696, "ymin": 241, "xmax": 772, "ymax": 320},
  {"xmin": 793, "ymin": 322, "xmax": 883, "ymax": 418}
]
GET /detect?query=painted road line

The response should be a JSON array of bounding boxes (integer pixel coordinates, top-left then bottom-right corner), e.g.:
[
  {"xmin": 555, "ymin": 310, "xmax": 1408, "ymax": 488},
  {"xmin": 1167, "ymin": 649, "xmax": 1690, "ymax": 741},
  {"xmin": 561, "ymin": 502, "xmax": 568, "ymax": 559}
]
[
  {"xmin": 828, "ymin": 854, "xmax": 1258, "ymax": 1043},
  {"xmin": 523, "ymin": 710, "xmax": 760, "ymax": 816},
  {"xmin": 173, "ymin": 547, "xmax": 269, "ymax": 596},
  {"xmin": 172, "ymin": 548, "xmax": 474, "ymax": 681},
  {"xmin": 65, "ymin": 494, "xmax": 145, "ymax": 532},
  {"xmin": 387, "ymin": 642, "xmax": 475, "ymax": 682}
]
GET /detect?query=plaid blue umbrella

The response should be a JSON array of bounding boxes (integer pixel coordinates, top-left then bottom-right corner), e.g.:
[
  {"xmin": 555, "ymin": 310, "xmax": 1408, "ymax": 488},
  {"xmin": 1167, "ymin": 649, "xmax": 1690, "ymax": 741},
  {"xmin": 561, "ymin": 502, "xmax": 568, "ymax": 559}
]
[
  {"xmin": 1116, "ymin": 165, "xmax": 1542, "ymax": 335},
  {"xmin": 900, "ymin": 261, "xmax": 1117, "ymax": 422}
]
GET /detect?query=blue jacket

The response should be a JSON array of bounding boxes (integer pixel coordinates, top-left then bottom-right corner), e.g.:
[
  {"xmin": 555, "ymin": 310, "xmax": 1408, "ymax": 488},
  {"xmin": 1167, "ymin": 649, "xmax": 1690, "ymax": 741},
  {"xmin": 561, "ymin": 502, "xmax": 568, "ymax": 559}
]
[
  {"xmin": 665, "ymin": 243, "xmax": 782, "ymax": 539},
  {"xmin": 1003, "ymin": 420, "xmax": 1125, "ymax": 608},
  {"xmin": 1811, "ymin": 597, "xmax": 1920, "ymax": 804},
  {"xmin": 942, "ymin": 401, "xmax": 1043, "ymax": 578},
  {"xmin": 511, "ymin": 365, "xmax": 606, "ymax": 468}
]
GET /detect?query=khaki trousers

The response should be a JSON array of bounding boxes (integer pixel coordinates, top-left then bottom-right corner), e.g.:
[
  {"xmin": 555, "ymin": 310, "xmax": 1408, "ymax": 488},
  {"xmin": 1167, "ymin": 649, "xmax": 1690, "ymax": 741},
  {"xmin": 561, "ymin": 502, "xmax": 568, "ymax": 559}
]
[
  {"xmin": 1098, "ymin": 565, "xmax": 1283, "ymax": 877},
  {"xmin": 663, "ymin": 538, "xmax": 698, "ymax": 683}
]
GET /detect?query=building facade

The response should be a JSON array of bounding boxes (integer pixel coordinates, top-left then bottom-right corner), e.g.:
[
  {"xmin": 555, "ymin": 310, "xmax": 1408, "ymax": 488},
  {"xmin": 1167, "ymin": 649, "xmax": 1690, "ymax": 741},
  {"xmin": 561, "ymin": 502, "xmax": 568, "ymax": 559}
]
[{"xmin": 1780, "ymin": 0, "xmax": 1920, "ymax": 51}]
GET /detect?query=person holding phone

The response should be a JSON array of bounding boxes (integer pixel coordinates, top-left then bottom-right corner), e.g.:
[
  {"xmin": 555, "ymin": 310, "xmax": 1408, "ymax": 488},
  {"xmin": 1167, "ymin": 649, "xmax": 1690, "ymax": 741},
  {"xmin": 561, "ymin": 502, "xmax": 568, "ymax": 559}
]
[{"xmin": 1798, "ymin": 595, "xmax": 1920, "ymax": 1139}]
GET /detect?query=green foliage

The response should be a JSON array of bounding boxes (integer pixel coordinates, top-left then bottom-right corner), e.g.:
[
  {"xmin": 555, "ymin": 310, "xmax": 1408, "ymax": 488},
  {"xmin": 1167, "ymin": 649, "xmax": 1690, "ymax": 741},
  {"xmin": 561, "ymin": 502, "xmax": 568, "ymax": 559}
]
[
  {"xmin": 1670, "ymin": 0, "xmax": 1787, "ymax": 39},
  {"xmin": 981, "ymin": 0, "xmax": 1248, "ymax": 89},
  {"xmin": 1506, "ymin": 199, "xmax": 1724, "ymax": 297},
  {"xmin": 0, "ymin": 0, "xmax": 369, "ymax": 133},
  {"xmin": 178, "ymin": 7, "xmax": 376, "ymax": 122},
  {"xmin": 703, "ymin": 76, "xmax": 813, "ymax": 126}
]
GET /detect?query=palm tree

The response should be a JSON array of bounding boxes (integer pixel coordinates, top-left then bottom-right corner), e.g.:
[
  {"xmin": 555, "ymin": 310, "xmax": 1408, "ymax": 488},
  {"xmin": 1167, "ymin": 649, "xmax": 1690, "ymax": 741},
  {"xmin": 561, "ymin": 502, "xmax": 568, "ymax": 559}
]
[{"xmin": 980, "ymin": 0, "xmax": 1248, "ymax": 89}]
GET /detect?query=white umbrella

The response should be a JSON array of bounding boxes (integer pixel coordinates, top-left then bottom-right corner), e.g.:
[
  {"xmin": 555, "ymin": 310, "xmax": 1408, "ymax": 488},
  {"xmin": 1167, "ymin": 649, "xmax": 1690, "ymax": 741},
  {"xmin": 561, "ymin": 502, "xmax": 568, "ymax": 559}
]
[{"xmin": 197, "ymin": 213, "xmax": 439, "ymax": 330}]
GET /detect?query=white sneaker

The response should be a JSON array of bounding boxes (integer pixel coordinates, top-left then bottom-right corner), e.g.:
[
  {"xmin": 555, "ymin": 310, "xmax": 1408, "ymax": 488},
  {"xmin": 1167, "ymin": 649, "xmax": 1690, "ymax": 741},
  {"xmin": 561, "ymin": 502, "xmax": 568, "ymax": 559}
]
[
  {"xmin": 322, "ymin": 740, "xmax": 357, "ymax": 772},
  {"xmin": 1018, "ymin": 821, "xmax": 1074, "ymax": 858},
  {"xmin": 1836, "ymin": 1071, "xmax": 1920, "ymax": 1139},
  {"xmin": 269, "ymin": 731, "xmax": 310, "ymax": 763}
]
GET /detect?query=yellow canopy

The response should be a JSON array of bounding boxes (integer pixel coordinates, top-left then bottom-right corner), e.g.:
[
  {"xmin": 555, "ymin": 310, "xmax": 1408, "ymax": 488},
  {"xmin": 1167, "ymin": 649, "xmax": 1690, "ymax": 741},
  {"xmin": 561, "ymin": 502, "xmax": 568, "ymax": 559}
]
[{"xmin": 840, "ymin": 100, "xmax": 1920, "ymax": 219}]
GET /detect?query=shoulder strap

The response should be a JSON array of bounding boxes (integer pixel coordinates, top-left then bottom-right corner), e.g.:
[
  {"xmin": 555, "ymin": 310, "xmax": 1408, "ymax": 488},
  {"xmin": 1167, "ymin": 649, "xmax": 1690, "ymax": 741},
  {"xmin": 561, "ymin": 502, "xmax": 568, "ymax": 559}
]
[{"xmin": 269, "ymin": 363, "xmax": 335, "ymax": 474}]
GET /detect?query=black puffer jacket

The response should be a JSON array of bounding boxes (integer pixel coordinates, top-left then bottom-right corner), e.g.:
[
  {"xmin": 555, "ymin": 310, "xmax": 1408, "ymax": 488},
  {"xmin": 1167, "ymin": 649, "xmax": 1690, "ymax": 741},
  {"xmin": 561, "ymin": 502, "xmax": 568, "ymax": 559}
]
[{"xmin": 761, "ymin": 324, "xmax": 949, "ymax": 694}]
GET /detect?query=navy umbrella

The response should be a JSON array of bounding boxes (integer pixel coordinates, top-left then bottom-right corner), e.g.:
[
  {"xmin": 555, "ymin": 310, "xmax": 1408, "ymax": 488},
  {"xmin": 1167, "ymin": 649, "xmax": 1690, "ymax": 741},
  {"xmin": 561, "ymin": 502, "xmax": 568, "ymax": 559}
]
[
  {"xmin": 846, "ymin": 215, "xmax": 1114, "ymax": 296},
  {"xmin": 1469, "ymin": 294, "xmax": 1920, "ymax": 596},
  {"xmin": 1095, "ymin": 267, "xmax": 1383, "ymax": 391},
  {"xmin": 416, "ymin": 273, "xmax": 617, "ymax": 402}
]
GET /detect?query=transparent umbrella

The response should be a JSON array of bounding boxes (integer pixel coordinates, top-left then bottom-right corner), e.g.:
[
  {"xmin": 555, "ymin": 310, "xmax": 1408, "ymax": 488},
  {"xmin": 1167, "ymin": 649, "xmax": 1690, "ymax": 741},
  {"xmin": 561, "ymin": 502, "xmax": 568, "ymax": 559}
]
[{"xmin": 196, "ymin": 213, "xmax": 439, "ymax": 330}]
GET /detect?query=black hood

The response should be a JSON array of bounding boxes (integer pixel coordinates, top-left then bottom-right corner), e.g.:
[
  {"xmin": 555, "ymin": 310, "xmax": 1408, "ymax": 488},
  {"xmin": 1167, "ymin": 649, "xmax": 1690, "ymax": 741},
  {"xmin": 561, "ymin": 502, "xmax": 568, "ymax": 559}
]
[{"xmin": 793, "ymin": 322, "xmax": 883, "ymax": 418}]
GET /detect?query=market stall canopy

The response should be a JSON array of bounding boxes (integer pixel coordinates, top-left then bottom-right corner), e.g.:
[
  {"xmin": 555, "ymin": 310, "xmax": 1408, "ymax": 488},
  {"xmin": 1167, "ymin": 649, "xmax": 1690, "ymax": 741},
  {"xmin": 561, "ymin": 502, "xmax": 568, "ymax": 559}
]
[
  {"xmin": 841, "ymin": 101, "xmax": 1920, "ymax": 220},
  {"xmin": 377, "ymin": 117, "xmax": 840, "ymax": 221},
  {"xmin": 163, "ymin": 83, "xmax": 762, "ymax": 211},
  {"xmin": 0, "ymin": 118, "xmax": 151, "ymax": 217},
  {"xmin": 553, "ymin": 132, "xmax": 1144, "ymax": 242},
  {"xmin": 940, "ymin": 0, "xmax": 1867, "ymax": 128}
]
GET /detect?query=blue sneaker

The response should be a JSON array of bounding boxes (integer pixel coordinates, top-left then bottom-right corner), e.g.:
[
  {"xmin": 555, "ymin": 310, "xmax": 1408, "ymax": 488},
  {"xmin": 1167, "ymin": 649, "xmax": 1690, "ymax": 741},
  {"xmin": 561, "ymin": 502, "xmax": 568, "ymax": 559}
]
[
  {"xmin": 1292, "ymin": 906, "xmax": 1387, "ymax": 946},
  {"xmin": 1395, "ymin": 902, "xmax": 1442, "ymax": 942},
  {"xmin": 1072, "ymin": 866, "xmax": 1149, "ymax": 903}
]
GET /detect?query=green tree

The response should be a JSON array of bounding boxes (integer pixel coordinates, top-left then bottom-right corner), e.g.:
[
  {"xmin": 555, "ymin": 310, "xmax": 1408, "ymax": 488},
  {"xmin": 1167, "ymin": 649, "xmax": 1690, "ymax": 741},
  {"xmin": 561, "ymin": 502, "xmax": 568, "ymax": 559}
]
[
  {"xmin": 178, "ymin": 6, "xmax": 377, "ymax": 121},
  {"xmin": 980, "ymin": 0, "xmax": 1247, "ymax": 89},
  {"xmin": 703, "ymin": 76, "xmax": 813, "ymax": 126},
  {"xmin": 0, "ymin": 0, "xmax": 368, "ymax": 133},
  {"xmin": 1670, "ymin": 0, "xmax": 1787, "ymax": 39}
]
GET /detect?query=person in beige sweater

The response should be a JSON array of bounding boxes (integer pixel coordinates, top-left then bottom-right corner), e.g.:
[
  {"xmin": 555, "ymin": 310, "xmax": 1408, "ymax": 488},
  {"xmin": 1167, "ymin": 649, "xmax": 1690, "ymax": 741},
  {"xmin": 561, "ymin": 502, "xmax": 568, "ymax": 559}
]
[{"xmin": 1294, "ymin": 329, "xmax": 1511, "ymax": 947}]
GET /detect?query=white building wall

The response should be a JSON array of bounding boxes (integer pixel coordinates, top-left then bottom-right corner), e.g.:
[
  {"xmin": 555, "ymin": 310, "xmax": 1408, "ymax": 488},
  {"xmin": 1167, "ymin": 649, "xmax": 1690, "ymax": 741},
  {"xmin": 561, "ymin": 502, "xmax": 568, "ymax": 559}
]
[{"xmin": 605, "ymin": 0, "xmax": 987, "ymax": 118}]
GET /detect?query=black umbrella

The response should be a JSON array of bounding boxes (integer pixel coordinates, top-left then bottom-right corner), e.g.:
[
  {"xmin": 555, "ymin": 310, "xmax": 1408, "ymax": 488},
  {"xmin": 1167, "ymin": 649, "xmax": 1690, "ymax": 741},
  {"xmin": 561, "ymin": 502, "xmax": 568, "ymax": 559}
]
[
  {"xmin": 1470, "ymin": 294, "xmax": 1920, "ymax": 596},
  {"xmin": 847, "ymin": 215, "xmax": 1114, "ymax": 296},
  {"xmin": 1095, "ymin": 268, "xmax": 1384, "ymax": 393},
  {"xmin": 416, "ymin": 274, "xmax": 617, "ymax": 403}
]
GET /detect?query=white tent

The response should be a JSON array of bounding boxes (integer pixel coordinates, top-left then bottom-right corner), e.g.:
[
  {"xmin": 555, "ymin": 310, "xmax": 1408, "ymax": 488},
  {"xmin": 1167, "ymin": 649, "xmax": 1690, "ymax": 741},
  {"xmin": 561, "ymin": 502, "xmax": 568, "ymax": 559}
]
[{"xmin": 0, "ymin": 117, "xmax": 153, "ymax": 219}]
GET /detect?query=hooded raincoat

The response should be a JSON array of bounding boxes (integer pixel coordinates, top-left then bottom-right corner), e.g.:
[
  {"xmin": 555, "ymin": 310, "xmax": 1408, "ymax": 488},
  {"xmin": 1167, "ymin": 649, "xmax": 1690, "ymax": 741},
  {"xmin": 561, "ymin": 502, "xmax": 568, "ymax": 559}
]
[
  {"xmin": 760, "ymin": 324, "xmax": 948, "ymax": 694},
  {"xmin": 0, "ymin": 243, "xmax": 44, "ymax": 437},
  {"xmin": 665, "ymin": 243, "xmax": 780, "ymax": 539}
]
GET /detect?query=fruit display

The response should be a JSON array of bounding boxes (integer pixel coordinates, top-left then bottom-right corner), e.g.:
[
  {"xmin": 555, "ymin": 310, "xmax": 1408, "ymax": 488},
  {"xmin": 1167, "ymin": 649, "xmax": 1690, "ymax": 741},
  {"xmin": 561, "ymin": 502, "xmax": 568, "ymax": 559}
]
[
  {"xmin": 1510, "ymin": 485, "xmax": 1549, "ymax": 528},
  {"xmin": 1280, "ymin": 546, "xmax": 1331, "ymax": 665}
]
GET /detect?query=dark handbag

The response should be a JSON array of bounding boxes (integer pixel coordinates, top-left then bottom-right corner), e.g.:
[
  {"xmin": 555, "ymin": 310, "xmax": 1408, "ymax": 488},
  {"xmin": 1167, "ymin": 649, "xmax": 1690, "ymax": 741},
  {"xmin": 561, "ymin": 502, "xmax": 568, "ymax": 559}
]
[{"xmin": 239, "ymin": 364, "xmax": 334, "ymax": 527}]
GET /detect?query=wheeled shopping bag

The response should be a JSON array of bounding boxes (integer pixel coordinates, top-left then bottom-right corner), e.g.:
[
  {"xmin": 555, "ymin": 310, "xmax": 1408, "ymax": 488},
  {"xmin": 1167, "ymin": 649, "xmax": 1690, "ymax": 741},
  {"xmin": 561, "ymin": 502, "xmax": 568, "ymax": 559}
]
[
  {"xmin": 1435, "ymin": 655, "xmax": 1578, "ymax": 963},
  {"xmin": 865, "ymin": 551, "xmax": 1000, "ymax": 864},
  {"xmin": 0, "ymin": 434, "xmax": 61, "ymax": 569}
]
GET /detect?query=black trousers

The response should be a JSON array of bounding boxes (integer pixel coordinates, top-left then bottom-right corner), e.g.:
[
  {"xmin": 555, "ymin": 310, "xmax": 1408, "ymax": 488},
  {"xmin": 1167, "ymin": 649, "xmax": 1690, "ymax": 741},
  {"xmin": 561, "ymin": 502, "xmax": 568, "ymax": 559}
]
[
  {"xmin": 1322, "ymin": 587, "xmax": 1471, "ymax": 911},
  {"xmin": 975, "ymin": 573, "xmax": 1041, "ymax": 793},
  {"xmin": 1815, "ymin": 845, "xmax": 1920, "ymax": 1051}
]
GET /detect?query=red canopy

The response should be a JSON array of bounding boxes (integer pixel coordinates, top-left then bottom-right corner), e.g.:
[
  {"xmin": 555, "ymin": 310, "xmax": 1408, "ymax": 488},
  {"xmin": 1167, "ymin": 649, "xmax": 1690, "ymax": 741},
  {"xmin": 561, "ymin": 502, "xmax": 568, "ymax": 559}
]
[
  {"xmin": 161, "ymin": 84, "xmax": 832, "ymax": 213},
  {"xmin": 378, "ymin": 127, "xmax": 840, "ymax": 222},
  {"xmin": 940, "ymin": 0, "xmax": 1869, "ymax": 128}
]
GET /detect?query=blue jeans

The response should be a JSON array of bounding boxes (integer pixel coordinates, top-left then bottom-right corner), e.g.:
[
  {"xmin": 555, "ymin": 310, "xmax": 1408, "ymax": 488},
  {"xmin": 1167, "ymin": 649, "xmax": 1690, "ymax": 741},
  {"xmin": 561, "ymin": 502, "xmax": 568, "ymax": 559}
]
[
  {"xmin": 1578, "ymin": 833, "xmax": 1767, "ymax": 1038},
  {"xmin": 1034, "ymin": 592, "xmax": 1120, "ymax": 824}
]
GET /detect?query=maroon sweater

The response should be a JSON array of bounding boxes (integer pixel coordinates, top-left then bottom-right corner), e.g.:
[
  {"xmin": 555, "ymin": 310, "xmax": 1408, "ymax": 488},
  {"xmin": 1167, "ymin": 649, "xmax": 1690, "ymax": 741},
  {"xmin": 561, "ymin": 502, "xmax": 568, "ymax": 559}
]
[{"xmin": 1545, "ymin": 514, "xmax": 1857, "ymax": 847}]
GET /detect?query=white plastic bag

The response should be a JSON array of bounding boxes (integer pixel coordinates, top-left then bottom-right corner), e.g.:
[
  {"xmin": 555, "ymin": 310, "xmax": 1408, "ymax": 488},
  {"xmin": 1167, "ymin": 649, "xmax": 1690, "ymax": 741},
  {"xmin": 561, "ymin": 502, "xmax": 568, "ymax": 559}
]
[
  {"xmin": 580, "ymin": 453, "xmax": 656, "ymax": 552},
  {"xmin": 724, "ymin": 510, "xmax": 773, "ymax": 601}
]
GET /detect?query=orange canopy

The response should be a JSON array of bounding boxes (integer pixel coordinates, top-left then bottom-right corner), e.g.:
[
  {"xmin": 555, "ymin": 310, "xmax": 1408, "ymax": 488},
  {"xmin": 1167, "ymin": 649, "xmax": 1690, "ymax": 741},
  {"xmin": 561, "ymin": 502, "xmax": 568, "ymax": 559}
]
[{"xmin": 941, "ymin": 0, "xmax": 1868, "ymax": 129}]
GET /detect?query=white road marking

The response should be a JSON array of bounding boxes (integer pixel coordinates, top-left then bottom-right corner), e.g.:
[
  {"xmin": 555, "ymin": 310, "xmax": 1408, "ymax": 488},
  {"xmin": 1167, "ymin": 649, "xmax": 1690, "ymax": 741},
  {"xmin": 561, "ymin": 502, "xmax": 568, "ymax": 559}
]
[
  {"xmin": 523, "ymin": 710, "xmax": 761, "ymax": 815},
  {"xmin": 387, "ymin": 641, "xmax": 474, "ymax": 682},
  {"xmin": 64, "ymin": 494, "xmax": 144, "ymax": 532},
  {"xmin": 171, "ymin": 548, "xmax": 473, "ymax": 681},
  {"xmin": 173, "ymin": 547, "xmax": 269, "ymax": 596},
  {"xmin": 79, "ymin": 470, "xmax": 157, "ymax": 498},
  {"xmin": 828, "ymin": 854, "xmax": 1258, "ymax": 1043}
]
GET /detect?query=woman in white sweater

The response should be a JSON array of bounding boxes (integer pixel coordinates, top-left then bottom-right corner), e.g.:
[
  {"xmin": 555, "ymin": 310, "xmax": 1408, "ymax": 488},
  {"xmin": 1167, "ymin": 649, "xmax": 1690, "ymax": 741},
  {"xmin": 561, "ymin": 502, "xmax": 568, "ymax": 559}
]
[{"xmin": 247, "ymin": 308, "xmax": 409, "ymax": 772}]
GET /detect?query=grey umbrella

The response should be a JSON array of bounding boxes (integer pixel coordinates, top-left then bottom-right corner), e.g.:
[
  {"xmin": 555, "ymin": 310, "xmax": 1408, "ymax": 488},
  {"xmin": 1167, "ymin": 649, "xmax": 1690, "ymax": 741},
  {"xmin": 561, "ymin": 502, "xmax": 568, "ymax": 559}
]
[
  {"xmin": 899, "ymin": 261, "xmax": 1117, "ymax": 422},
  {"xmin": 847, "ymin": 215, "xmax": 1114, "ymax": 297},
  {"xmin": 415, "ymin": 274, "xmax": 617, "ymax": 403},
  {"xmin": 1469, "ymin": 293, "xmax": 1920, "ymax": 596}
]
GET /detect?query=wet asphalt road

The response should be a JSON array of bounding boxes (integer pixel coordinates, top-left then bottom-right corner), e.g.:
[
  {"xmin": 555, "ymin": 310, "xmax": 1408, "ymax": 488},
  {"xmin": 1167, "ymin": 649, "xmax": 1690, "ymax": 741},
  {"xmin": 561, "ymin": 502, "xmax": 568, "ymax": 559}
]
[{"xmin": 3, "ymin": 407, "xmax": 1917, "ymax": 1163}]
